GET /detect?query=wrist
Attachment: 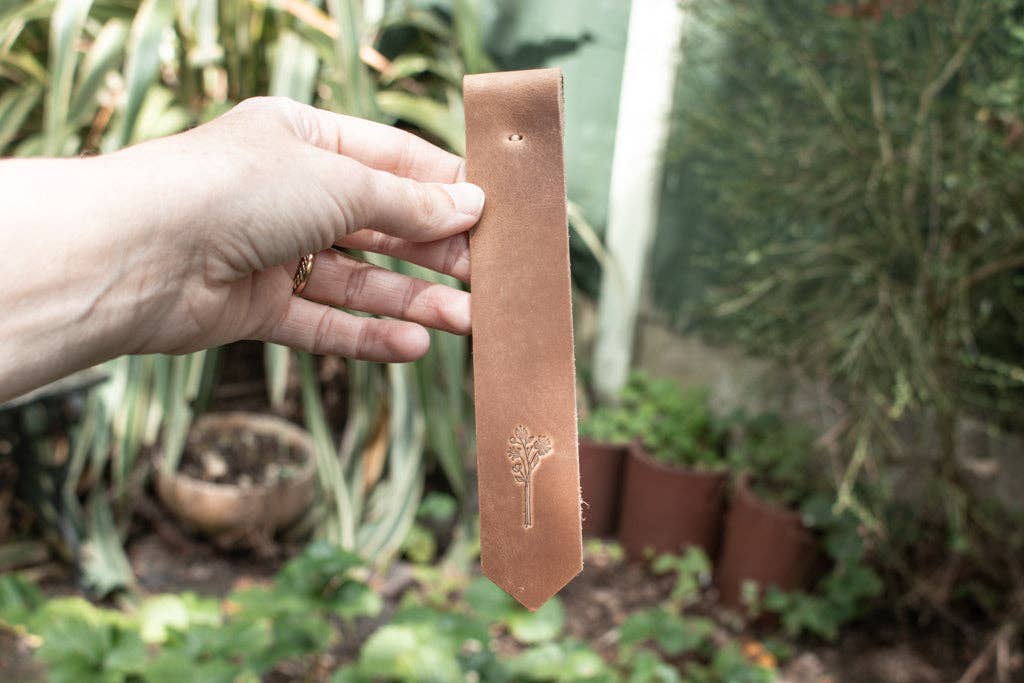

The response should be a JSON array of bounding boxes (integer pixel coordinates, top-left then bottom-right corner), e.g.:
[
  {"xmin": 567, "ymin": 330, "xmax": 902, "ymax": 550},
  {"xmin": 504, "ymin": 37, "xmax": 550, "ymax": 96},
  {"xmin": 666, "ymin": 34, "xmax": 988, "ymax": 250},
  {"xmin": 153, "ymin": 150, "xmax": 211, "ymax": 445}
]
[{"xmin": 0, "ymin": 155, "xmax": 184, "ymax": 400}]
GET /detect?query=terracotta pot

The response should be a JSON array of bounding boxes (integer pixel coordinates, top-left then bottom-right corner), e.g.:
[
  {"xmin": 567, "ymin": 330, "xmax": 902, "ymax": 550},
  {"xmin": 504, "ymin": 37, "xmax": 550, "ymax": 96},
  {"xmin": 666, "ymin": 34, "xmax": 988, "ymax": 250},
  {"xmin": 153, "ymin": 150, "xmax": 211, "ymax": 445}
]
[
  {"xmin": 617, "ymin": 443, "xmax": 727, "ymax": 561},
  {"xmin": 579, "ymin": 438, "xmax": 627, "ymax": 537},
  {"xmin": 716, "ymin": 474, "xmax": 816, "ymax": 608},
  {"xmin": 156, "ymin": 412, "xmax": 316, "ymax": 537}
]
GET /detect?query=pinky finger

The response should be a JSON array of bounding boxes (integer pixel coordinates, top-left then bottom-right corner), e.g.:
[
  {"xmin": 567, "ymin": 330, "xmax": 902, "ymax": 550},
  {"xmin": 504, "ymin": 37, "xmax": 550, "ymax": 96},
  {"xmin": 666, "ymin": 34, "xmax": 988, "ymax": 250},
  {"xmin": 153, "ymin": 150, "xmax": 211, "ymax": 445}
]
[{"xmin": 260, "ymin": 296, "xmax": 430, "ymax": 362}]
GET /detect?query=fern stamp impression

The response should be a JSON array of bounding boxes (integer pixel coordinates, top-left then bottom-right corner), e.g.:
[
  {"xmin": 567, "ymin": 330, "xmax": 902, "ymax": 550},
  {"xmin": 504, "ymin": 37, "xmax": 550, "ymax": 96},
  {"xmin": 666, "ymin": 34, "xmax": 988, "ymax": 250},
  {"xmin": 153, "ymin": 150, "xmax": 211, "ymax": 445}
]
[{"xmin": 507, "ymin": 425, "xmax": 553, "ymax": 528}]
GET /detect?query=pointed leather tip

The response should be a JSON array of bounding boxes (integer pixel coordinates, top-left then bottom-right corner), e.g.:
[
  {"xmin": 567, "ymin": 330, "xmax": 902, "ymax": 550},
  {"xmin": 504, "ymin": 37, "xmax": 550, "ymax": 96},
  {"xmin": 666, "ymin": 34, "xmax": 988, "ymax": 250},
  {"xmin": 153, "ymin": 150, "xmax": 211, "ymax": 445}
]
[{"xmin": 483, "ymin": 556, "xmax": 583, "ymax": 611}]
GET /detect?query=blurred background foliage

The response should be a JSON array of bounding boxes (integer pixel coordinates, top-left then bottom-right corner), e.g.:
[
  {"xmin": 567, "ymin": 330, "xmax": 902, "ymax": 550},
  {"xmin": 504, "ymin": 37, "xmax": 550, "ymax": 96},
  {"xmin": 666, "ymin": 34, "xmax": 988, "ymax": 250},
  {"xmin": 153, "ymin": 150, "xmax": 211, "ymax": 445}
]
[
  {"xmin": 3, "ymin": 0, "xmax": 1024, "ymax": 670},
  {"xmin": 654, "ymin": 0, "xmax": 1024, "ymax": 626}
]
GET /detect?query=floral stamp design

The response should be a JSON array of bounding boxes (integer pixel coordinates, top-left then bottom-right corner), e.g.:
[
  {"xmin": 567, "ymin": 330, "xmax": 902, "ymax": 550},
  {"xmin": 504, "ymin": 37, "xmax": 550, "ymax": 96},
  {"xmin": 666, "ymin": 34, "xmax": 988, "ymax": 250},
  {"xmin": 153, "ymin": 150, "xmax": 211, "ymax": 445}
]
[{"xmin": 507, "ymin": 425, "xmax": 553, "ymax": 528}]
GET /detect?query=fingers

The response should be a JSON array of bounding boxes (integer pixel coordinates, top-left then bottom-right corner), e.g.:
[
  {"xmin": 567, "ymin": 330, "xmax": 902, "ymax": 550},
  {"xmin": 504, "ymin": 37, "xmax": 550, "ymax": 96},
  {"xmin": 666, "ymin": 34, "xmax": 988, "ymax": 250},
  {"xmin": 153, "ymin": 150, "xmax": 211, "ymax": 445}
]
[
  {"xmin": 288, "ymin": 102, "xmax": 465, "ymax": 183},
  {"xmin": 261, "ymin": 295, "xmax": 431, "ymax": 362},
  {"xmin": 300, "ymin": 250, "xmax": 470, "ymax": 335},
  {"xmin": 228, "ymin": 98, "xmax": 482, "ymax": 246},
  {"xmin": 319, "ymin": 152, "xmax": 483, "ymax": 243},
  {"xmin": 337, "ymin": 230, "xmax": 470, "ymax": 282}
]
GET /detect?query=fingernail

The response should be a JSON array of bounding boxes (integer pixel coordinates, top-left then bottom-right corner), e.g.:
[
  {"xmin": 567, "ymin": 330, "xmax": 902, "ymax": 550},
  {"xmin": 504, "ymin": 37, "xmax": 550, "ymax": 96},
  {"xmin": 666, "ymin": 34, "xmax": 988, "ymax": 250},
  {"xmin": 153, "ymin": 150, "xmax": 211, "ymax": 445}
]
[{"xmin": 443, "ymin": 182, "xmax": 485, "ymax": 217}]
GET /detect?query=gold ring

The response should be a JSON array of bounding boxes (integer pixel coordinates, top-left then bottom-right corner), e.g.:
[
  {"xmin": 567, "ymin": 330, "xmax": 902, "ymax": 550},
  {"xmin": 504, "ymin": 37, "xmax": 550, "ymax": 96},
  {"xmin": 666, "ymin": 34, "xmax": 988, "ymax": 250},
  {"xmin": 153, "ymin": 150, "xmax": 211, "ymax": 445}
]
[{"xmin": 292, "ymin": 253, "xmax": 315, "ymax": 295}]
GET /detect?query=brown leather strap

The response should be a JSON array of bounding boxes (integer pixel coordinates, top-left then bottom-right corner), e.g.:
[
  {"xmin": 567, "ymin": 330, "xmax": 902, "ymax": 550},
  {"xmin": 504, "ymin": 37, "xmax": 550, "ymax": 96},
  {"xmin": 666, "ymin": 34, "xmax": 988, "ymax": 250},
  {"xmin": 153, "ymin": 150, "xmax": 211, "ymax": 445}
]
[{"xmin": 464, "ymin": 68, "xmax": 582, "ymax": 611}]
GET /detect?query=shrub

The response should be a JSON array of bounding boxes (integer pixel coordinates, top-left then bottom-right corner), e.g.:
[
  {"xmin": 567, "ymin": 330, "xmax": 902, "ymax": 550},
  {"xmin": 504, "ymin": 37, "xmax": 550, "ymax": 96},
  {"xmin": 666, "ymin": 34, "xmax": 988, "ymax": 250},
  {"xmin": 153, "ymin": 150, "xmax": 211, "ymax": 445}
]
[{"xmin": 582, "ymin": 374, "xmax": 725, "ymax": 469}]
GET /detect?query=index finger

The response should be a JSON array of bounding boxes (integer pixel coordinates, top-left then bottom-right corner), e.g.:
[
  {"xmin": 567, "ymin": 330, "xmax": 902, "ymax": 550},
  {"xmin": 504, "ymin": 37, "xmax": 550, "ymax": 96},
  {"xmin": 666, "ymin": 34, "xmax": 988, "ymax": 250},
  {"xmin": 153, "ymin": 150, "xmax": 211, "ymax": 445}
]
[{"xmin": 287, "ymin": 101, "xmax": 465, "ymax": 184}]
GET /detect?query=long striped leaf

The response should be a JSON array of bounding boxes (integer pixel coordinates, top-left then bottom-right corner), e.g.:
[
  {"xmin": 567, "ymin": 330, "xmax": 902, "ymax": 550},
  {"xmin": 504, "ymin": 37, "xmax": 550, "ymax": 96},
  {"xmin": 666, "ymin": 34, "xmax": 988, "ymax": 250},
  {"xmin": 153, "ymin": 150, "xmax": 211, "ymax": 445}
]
[
  {"xmin": 44, "ymin": 0, "xmax": 93, "ymax": 155},
  {"xmin": 356, "ymin": 362, "xmax": 424, "ymax": 561},
  {"xmin": 160, "ymin": 354, "xmax": 194, "ymax": 474},
  {"xmin": 376, "ymin": 89, "xmax": 464, "ymax": 153},
  {"xmin": 326, "ymin": 0, "xmax": 376, "ymax": 118},
  {"xmin": 0, "ymin": 84, "xmax": 41, "ymax": 153},
  {"xmin": 263, "ymin": 343, "xmax": 290, "ymax": 411},
  {"xmin": 269, "ymin": 29, "xmax": 318, "ymax": 103},
  {"xmin": 130, "ymin": 84, "xmax": 190, "ymax": 142},
  {"xmin": 107, "ymin": 0, "xmax": 173, "ymax": 150},
  {"xmin": 1, "ymin": 49, "xmax": 49, "ymax": 83},
  {"xmin": 80, "ymin": 493, "xmax": 134, "ymax": 596},
  {"xmin": 299, "ymin": 352, "xmax": 356, "ymax": 548},
  {"xmin": 68, "ymin": 17, "xmax": 127, "ymax": 125},
  {"xmin": 452, "ymin": 0, "xmax": 493, "ymax": 74},
  {"xmin": 0, "ymin": 0, "xmax": 57, "ymax": 54}
]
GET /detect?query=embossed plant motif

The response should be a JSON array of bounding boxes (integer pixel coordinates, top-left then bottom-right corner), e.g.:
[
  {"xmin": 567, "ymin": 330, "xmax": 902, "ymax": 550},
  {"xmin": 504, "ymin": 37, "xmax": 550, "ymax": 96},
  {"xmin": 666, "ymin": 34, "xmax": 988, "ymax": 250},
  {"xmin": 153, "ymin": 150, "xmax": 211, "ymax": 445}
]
[{"xmin": 507, "ymin": 425, "xmax": 553, "ymax": 528}]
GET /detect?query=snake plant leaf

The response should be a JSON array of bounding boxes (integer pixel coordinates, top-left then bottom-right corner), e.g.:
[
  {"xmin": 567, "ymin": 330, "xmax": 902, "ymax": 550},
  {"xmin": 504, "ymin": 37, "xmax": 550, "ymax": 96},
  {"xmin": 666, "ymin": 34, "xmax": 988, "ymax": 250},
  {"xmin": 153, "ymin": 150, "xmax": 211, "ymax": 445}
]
[
  {"xmin": 453, "ymin": 0, "xmax": 493, "ymax": 74},
  {"xmin": 299, "ymin": 352, "xmax": 357, "ymax": 549},
  {"xmin": 45, "ymin": 0, "xmax": 93, "ymax": 155},
  {"xmin": 67, "ymin": 17, "xmax": 127, "ymax": 126},
  {"xmin": 79, "ymin": 494, "xmax": 134, "ymax": 596},
  {"xmin": 263, "ymin": 28, "xmax": 319, "ymax": 409},
  {"xmin": 0, "ymin": 84, "xmax": 42, "ymax": 153},
  {"xmin": 2, "ymin": 48, "xmax": 49, "ymax": 83},
  {"xmin": 263, "ymin": 344, "xmax": 290, "ymax": 412},
  {"xmin": 183, "ymin": 0, "xmax": 223, "ymax": 69},
  {"xmin": 375, "ymin": 90, "xmax": 464, "ymax": 154},
  {"xmin": 379, "ymin": 53, "xmax": 432, "ymax": 84},
  {"xmin": 326, "ymin": 0, "xmax": 377, "ymax": 119},
  {"xmin": 356, "ymin": 363, "xmax": 425, "ymax": 561},
  {"xmin": 131, "ymin": 84, "xmax": 190, "ymax": 143},
  {"xmin": 0, "ymin": 0, "xmax": 54, "ymax": 25},
  {"xmin": 0, "ymin": 0, "xmax": 57, "ymax": 48},
  {"xmin": 380, "ymin": 6, "xmax": 451, "ymax": 40},
  {"xmin": 269, "ymin": 29, "xmax": 319, "ymax": 104},
  {"xmin": 107, "ymin": 0, "xmax": 174, "ymax": 151}
]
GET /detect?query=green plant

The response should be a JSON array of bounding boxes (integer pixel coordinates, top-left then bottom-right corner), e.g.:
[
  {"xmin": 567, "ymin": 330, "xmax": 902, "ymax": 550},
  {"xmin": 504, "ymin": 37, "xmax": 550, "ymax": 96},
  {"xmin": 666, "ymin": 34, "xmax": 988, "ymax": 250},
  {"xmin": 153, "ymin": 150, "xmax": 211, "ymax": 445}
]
[
  {"xmin": 0, "ymin": 572, "xmax": 44, "ymax": 626},
  {"xmin": 652, "ymin": 547, "xmax": 713, "ymax": 609},
  {"xmin": 400, "ymin": 491, "xmax": 458, "ymax": 565},
  {"xmin": 618, "ymin": 608, "xmax": 715, "ymax": 663},
  {"xmin": 337, "ymin": 575, "xmax": 615, "ymax": 683},
  {"xmin": 1, "ymin": 542, "xmax": 381, "ymax": 681},
  {"xmin": 30, "ymin": 597, "xmax": 148, "ymax": 683},
  {"xmin": 582, "ymin": 374, "xmax": 724, "ymax": 469},
  {"xmin": 504, "ymin": 639, "xmax": 618, "ymax": 683},
  {"xmin": 462, "ymin": 576, "xmax": 567, "ymax": 644},
  {"xmin": 727, "ymin": 412, "xmax": 817, "ymax": 508},
  {"xmin": 616, "ymin": 549, "xmax": 716, "ymax": 680},
  {"xmin": 332, "ymin": 604, "xmax": 501, "ymax": 683},
  {"xmin": 1, "ymin": 0, "xmax": 607, "ymax": 590},
  {"xmin": 682, "ymin": 642, "xmax": 774, "ymax": 683},
  {"xmin": 0, "ymin": 0, "xmax": 482, "ymax": 591},
  {"xmin": 750, "ymin": 494, "xmax": 883, "ymax": 641},
  {"xmin": 661, "ymin": 0, "xmax": 1024, "ymax": 623}
]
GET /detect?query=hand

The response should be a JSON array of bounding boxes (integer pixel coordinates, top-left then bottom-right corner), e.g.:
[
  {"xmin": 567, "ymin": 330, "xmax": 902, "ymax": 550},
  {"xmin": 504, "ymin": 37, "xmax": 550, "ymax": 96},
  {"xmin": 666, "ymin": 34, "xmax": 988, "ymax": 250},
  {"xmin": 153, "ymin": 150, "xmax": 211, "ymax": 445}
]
[{"xmin": 0, "ymin": 97, "xmax": 482, "ymax": 401}]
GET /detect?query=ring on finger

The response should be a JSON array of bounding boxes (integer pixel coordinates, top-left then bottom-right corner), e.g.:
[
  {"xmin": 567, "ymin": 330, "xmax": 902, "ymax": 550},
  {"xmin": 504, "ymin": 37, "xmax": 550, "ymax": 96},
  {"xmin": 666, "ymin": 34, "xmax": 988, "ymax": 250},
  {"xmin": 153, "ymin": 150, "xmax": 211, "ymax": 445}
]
[{"xmin": 292, "ymin": 253, "xmax": 316, "ymax": 296}]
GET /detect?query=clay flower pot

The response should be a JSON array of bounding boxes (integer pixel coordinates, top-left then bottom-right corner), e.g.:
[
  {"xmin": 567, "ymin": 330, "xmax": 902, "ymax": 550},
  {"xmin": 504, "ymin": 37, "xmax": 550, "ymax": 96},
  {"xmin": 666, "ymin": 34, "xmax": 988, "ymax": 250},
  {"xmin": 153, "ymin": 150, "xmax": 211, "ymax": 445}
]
[
  {"xmin": 715, "ymin": 474, "xmax": 816, "ymax": 608},
  {"xmin": 156, "ymin": 412, "xmax": 316, "ymax": 538},
  {"xmin": 617, "ymin": 442, "xmax": 728, "ymax": 562},
  {"xmin": 579, "ymin": 438, "xmax": 627, "ymax": 537}
]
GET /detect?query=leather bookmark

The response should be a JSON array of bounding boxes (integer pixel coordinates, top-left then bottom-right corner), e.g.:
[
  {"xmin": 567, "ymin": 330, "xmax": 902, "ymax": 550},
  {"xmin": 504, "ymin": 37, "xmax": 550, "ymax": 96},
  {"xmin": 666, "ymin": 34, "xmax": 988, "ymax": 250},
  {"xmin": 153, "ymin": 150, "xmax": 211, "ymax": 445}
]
[{"xmin": 464, "ymin": 68, "xmax": 582, "ymax": 611}]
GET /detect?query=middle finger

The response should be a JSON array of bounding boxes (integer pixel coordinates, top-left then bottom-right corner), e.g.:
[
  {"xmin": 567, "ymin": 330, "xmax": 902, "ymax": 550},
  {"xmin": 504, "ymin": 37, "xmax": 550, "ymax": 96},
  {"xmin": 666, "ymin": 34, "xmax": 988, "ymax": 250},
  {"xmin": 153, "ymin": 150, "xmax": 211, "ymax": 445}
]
[{"xmin": 300, "ymin": 249, "xmax": 471, "ymax": 335}]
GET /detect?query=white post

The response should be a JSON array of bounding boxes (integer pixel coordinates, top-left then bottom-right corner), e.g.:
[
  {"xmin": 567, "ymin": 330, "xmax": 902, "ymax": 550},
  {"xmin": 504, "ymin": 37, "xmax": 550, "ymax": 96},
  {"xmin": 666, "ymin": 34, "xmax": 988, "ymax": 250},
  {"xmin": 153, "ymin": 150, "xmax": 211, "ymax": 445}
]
[{"xmin": 593, "ymin": 0, "xmax": 686, "ymax": 402}]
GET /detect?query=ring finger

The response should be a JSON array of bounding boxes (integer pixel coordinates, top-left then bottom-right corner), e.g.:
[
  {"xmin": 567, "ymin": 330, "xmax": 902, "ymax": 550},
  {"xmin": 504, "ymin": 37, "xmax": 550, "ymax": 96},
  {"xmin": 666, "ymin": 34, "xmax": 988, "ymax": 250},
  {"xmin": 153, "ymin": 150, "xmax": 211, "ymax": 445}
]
[{"xmin": 299, "ymin": 249, "xmax": 471, "ymax": 335}]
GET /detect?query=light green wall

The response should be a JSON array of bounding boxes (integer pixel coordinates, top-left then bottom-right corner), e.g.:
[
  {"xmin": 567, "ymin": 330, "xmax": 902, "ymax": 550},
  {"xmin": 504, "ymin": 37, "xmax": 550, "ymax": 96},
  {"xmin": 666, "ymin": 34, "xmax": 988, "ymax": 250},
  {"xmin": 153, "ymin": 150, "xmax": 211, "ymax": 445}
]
[{"xmin": 483, "ymin": 0, "xmax": 631, "ymax": 233}]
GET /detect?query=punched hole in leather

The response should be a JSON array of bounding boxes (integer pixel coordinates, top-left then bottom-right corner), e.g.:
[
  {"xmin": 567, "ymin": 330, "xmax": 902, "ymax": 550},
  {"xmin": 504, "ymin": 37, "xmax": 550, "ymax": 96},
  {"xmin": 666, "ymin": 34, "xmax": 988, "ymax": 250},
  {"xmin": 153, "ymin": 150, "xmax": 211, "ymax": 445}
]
[{"xmin": 464, "ymin": 68, "xmax": 583, "ymax": 611}]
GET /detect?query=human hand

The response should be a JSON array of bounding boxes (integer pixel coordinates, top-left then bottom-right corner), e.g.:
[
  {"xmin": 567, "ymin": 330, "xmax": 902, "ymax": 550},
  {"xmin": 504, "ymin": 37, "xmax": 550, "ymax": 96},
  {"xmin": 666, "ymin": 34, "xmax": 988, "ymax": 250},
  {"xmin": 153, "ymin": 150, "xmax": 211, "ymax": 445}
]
[
  {"xmin": 112, "ymin": 96, "xmax": 481, "ymax": 359},
  {"xmin": 0, "ymin": 97, "xmax": 481, "ymax": 400}
]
